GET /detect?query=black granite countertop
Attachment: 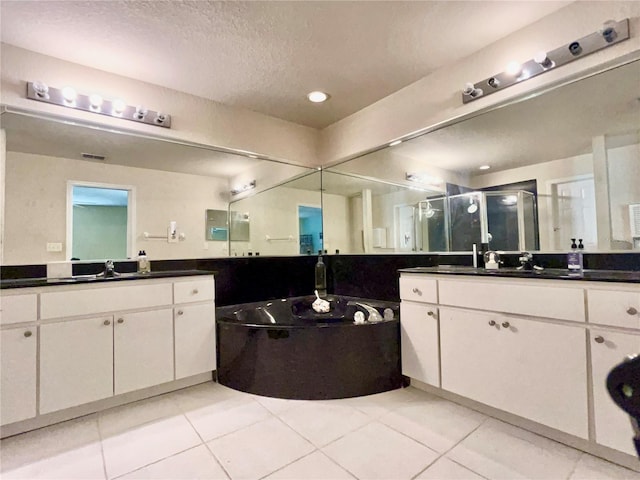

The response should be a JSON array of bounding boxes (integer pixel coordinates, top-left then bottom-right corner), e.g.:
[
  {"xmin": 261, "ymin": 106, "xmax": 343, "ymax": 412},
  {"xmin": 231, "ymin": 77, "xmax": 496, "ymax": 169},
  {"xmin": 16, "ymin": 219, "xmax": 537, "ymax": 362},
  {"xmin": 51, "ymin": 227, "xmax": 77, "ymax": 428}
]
[
  {"xmin": 398, "ymin": 266, "xmax": 640, "ymax": 283},
  {"xmin": 0, "ymin": 270, "xmax": 215, "ymax": 289}
]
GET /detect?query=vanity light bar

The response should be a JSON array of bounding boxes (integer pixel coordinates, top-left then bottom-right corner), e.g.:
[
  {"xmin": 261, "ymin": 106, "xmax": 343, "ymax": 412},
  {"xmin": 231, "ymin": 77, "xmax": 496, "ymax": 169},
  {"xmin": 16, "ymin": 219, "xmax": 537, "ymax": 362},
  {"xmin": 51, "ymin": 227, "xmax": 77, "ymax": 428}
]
[
  {"xmin": 26, "ymin": 82, "xmax": 172, "ymax": 128},
  {"xmin": 462, "ymin": 18, "xmax": 630, "ymax": 104},
  {"xmin": 230, "ymin": 180, "xmax": 257, "ymax": 196}
]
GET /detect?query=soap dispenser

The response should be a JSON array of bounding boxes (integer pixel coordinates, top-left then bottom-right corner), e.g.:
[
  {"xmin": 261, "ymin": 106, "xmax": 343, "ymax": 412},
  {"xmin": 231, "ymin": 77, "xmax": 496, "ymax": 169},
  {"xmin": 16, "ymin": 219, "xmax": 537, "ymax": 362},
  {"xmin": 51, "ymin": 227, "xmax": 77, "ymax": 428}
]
[
  {"xmin": 567, "ymin": 238, "xmax": 583, "ymax": 274},
  {"xmin": 138, "ymin": 250, "xmax": 150, "ymax": 274},
  {"xmin": 315, "ymin": 250, "xmax": 327, "ymax": 297}
]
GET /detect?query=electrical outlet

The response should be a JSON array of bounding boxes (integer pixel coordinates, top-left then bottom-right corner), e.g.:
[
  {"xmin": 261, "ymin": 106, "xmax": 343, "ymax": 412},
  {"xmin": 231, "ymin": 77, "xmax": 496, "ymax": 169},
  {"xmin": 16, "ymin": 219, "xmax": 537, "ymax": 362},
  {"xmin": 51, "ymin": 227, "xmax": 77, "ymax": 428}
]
[{"xmin": 47, "ymin": 242, "xmax": 63, "ymax": 252}]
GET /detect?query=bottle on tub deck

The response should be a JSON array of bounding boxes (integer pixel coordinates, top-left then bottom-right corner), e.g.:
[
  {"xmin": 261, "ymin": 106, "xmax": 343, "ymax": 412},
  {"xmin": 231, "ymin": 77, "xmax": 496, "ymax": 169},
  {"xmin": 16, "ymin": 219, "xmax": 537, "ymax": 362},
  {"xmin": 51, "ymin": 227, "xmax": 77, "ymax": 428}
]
[
  {"xmin": 315, "ymin": 250, "xmax": 327, "ymax": 297},
  {"xmin": 567, "ymin": 238, "xmax": 583, "ymax": 275},
  {"xmin": 137, "ymin": 250, "xmax": 151, "ymax": 274}
]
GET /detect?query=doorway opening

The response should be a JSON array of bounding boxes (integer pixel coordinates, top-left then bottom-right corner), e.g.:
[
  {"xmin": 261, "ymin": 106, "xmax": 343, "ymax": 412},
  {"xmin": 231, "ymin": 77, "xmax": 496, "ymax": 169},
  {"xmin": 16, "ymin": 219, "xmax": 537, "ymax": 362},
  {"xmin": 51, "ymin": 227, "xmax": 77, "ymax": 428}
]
[
  {"xmin": 298, "ymin": 205, "xmax": 322, "ymax": 254},
  {"xmin": 67, "ymin": 182, "xmax": 135, "ymax": 260}
]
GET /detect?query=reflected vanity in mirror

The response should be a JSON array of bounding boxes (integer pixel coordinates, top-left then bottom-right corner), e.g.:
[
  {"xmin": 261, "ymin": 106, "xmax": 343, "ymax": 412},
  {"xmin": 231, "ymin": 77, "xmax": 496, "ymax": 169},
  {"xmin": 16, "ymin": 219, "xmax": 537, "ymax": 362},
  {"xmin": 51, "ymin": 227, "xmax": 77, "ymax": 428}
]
[{"xmin": 323, "ymin": 59, "xmax": 640, "ymax": 254}]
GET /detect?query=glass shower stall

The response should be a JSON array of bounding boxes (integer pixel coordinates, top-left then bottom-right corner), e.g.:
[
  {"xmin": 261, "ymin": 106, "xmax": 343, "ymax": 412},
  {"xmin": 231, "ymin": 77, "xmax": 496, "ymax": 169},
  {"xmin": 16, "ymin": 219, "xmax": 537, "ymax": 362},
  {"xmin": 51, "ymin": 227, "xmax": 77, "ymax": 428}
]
[{"xmin": 417, "ymin": 190, "xmax": 538, "ymax": 252}]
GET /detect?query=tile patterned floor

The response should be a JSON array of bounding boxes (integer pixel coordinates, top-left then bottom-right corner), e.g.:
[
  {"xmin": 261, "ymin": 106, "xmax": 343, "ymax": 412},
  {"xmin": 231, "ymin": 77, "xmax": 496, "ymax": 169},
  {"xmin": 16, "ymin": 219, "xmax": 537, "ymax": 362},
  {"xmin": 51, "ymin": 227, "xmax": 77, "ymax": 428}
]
[{"xmin": 1, "ymin": 383, "xmax": 639, "ymax": 480}]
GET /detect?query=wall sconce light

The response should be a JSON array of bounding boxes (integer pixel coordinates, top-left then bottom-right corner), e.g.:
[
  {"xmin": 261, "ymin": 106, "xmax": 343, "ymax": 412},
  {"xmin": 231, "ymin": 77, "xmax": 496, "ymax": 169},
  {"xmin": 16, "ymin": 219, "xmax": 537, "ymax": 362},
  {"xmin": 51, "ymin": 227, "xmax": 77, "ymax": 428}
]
[
  {"xmin": 26, "ymin": 82, "xmax": 172, "ymax": 128},
  {"xmin": 231, "ymin": 180, "xmax": 257, "ymax": 196},
  {"xmin": 462, "ymin": 18, "xmax": 629, "ymax": 104}
]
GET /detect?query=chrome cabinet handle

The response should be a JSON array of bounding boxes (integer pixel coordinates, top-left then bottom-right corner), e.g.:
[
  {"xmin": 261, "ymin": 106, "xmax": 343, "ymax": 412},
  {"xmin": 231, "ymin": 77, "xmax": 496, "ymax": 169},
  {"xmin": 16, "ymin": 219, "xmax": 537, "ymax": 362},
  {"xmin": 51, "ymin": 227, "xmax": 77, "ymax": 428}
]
[
  {"xmin": 24, "ymin": 331, "xmax": 32, "ymax": 338},
  {"xmin": 104, "ymin": 320, "xmax": 111, "ymax": 326},
  {"xmin": 177, "ymin": 310, "xmax": 184, "ymax": 316},
  {"xmin": 427, "ymin": 311, "xmax": 435, "ymax": 317},
  {"xmin": 192, "ymin": 289, "xmax": 199, "ymax": 295},
  {"xmin": 488, "ymin": 320, "xmax": 496, "ymax": 326},
  {"xmin": 412, "ymin": 288, "xmax": 422, "ymax": 295},
  {"xmin": 501, "ymin": 321, "xmax": 510, "ymax": 328},
  {"xmin": 594, "ymin": 335, "xmax": 605, "ymax": 344},
  {"xmin": 117, "ymin": 318, "xmax": 124, "ymax": 324},
  {"xmin": 627, "ymin": 307, "xmax": 638, "ymax": 315}
]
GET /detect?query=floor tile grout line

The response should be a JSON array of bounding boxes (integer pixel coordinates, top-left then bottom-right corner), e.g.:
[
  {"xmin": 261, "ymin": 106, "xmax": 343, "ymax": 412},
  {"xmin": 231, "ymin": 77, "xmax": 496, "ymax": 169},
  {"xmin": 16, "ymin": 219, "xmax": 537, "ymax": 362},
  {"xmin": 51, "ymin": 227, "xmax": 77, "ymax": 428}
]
[
  {"xmin": 565, "ymin": 451, "xmax": 585, "ymax": 480},
  {"xmin": 409, "ymin": 416, "xmax": 490, "ymax": 480},
  {"xmin": 183, "ymin": 405, "xmax": 247, "ymax": 480},
  {"xmin": 95, "ymin": 413, "xmax": 110, "ymax": 480}
]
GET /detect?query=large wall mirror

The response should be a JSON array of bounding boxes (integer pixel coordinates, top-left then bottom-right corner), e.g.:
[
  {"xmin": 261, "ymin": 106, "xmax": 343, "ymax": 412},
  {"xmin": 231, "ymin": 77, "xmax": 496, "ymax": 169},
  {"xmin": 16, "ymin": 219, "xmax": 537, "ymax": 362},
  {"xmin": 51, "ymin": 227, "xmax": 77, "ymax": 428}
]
[
  {"xmin": 1, "ymin": 110, "xmax": 313, "ymax": 264},
  {"xmin": 324, "ymin": 59, "xmax": 640, "ymax": 254}
]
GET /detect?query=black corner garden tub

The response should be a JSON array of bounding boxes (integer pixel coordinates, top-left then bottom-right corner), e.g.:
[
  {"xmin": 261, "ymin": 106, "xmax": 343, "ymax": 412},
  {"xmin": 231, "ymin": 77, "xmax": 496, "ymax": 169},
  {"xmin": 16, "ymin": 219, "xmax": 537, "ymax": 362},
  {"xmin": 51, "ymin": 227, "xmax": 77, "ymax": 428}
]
[{"xmin": 215, "ymin": 295, "xmax": 402, "ymax": 400}]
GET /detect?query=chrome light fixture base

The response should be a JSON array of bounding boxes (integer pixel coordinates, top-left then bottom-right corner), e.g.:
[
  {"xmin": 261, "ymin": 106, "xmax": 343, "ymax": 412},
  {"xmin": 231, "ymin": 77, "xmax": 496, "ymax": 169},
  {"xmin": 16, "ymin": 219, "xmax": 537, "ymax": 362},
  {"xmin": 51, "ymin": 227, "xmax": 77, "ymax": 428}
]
[
  {"xmin": 26, "ymin": 82, "xmax": 172, "ymax": 128},
  {"xmin": 462, "ymin": 18, "xmax": 630, "ymax": 104}
]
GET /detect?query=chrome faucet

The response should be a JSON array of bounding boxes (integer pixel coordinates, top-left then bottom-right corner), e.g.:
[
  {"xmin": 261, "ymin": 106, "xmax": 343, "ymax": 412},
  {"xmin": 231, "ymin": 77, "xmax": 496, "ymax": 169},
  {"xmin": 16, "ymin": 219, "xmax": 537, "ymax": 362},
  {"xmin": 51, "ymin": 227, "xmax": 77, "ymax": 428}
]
[
  {"xmin": 97, "ymin": 260, "xmax": 120, "ymax": 278},
  {"xmin": 517, "ymin": 252, "xmax": 543, "ymax": 271}
]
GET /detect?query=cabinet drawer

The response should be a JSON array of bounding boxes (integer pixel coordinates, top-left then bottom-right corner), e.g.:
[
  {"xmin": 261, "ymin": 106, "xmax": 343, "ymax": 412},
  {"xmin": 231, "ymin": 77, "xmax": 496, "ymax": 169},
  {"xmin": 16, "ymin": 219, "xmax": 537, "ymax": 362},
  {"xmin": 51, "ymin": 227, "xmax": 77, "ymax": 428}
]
[
  {"xmin": 399, "ymin": 275, "xmax": 437, "ymax": 303},
  {"xmin": 174, "ymin": 277, "xmax": 215, "ymax": 304},
  {"xmin": 588, "ymin": 289, "xmax": 640, "ymax": 329},
  {"xmin": 438, "ymin": 279, "xmax": 585, "ymax": 322},
  {"xmin": 0, "ymin": 294, "xmax": 37, "ymax": 325},
  {"xmin": 41, "ymin": 282, "xmax": 172, "ymax": 319}
]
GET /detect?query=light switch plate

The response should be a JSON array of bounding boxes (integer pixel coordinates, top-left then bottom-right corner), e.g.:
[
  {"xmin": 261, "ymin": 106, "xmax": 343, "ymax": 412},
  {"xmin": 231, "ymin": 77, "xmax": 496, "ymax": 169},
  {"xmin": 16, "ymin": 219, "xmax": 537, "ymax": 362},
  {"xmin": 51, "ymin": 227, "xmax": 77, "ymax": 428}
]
[{"xmin": 46, "ymin": 242, "xmax": 63, "ymax": 252}]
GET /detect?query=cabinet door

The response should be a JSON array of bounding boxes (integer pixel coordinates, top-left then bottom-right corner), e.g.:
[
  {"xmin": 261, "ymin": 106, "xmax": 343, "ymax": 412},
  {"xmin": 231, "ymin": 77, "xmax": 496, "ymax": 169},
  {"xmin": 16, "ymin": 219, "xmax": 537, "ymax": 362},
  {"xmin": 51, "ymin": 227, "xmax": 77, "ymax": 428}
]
[
  {"xmin": 114, "ymin": 309, "xmax": 174, "ymax": 395},
  {"xmin": 400, "ymin": 302, "xmax": 439, "ymax": 387},
  {"xmin": 440, "ymin": 307, "xmax": 588, "ymax": 438},
  {"xmin": 1, "ymin": 327, "xmax": 37, "ymax": 425},
  {"xmin": 175, "ymin": 304, "xmax": 216, "ymax": 379},
  {"xmin": 40, "ymin": 317, "xmax": 113, "ymax": 414},
  {"xmin": 591, "ymin": 329, "xmax": 640, "ymax": 455}
]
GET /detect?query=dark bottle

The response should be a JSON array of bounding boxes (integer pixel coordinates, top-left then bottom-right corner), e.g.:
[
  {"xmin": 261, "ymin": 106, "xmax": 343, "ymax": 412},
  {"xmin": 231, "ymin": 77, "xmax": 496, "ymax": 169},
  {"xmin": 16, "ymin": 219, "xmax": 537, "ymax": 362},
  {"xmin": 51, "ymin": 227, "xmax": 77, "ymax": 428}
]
[
  {"xmin": 578, "ymin": 239, "xmax": 584, "ymax": 249},
  {"xmin": 571, "ymin": 238, "xmax": 578, "ymax": 249},
  {"xmin": 315, "ymin": 250, "xmax": 327, "ymax": 297}
]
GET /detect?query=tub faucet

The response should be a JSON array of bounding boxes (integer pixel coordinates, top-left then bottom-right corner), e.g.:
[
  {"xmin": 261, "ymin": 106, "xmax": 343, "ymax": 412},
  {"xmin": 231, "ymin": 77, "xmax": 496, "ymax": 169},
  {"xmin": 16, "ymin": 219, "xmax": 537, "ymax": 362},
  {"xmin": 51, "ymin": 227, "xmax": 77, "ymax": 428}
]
[{"xmin": 355, "ymin": 303, "xmax": 383, "ymax": 322}]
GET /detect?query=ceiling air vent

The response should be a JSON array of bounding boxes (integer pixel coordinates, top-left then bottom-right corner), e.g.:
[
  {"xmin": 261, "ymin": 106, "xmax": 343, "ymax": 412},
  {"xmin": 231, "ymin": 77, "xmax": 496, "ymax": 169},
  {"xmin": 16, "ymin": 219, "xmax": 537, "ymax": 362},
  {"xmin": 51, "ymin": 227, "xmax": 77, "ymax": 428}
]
[
  {"xmin": 630, "ymin": 204, "xmax": 640, "ymax": 238},
  {"xmin": 81, "ymin": 152, "xmax": 106, "ymax": 161}
]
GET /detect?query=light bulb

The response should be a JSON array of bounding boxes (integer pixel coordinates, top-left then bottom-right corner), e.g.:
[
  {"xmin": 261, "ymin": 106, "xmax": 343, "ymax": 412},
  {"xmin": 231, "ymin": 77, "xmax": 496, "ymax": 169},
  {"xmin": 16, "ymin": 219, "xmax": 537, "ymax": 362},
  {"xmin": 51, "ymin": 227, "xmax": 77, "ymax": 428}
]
[
  {"xmin": 307, "ymin": 91, "xmax": 329, "ymax": 103},
  {"xmin": 32, "ymin": 81, "xmax": 49, "ymax": 98},
  {"xmin": 89, "ymin": 94, "xmax": 103, "ymax": 109},
  {"xmin": 134, "ymin": 105, "xmax": 148, "ymax": 120},
  {"xmin": 534, "ymin": 51, "xmax": 553, "ymax": 69},
  {"xmin": 112, "ymin": 99, "xmax": 126, "ymax": 114},
  {"xmin": 505, "ymin": 61, "xmax": 523, "ymax": 77},
  {"xmin": 601, "ymin": 20, "xmax": 617, "ymax": 43},
  {"xmin": 61, "ymin": 86, "xmax": 77, "ymax": 103}
]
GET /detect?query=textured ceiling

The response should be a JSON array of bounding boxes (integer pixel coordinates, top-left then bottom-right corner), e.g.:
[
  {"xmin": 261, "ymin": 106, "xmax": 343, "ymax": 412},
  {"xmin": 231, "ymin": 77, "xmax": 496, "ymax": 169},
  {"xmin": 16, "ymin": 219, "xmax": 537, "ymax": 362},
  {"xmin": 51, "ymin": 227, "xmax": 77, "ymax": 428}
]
[{"xmin": 0, "ymin": 0, "xmax": 571, "ymax": 128}]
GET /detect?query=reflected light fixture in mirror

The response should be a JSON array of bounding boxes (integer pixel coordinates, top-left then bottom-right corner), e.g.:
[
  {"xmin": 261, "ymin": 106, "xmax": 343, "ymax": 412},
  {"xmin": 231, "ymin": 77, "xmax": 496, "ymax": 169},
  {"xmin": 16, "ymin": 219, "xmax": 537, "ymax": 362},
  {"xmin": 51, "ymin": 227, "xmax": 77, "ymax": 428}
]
[{"xmin": 230, "ymin": 180, "xmax": 257, "ymax": 196}]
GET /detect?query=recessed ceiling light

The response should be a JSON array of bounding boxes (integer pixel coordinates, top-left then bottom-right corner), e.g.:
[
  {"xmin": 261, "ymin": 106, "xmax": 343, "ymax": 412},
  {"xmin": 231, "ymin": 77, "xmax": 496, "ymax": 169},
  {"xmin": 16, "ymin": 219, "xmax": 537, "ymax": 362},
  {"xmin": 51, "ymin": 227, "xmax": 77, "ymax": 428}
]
[
  {"xmin": 389, "ymin": 140, "xmax": 402, "ymax": 147},
  {"xmin": 479, "ymin": 165, "xmax": 491, "ymax": 170},
  {"xmin": 307, "ymin": 91, "xmax": 329, "ymax": 103}
]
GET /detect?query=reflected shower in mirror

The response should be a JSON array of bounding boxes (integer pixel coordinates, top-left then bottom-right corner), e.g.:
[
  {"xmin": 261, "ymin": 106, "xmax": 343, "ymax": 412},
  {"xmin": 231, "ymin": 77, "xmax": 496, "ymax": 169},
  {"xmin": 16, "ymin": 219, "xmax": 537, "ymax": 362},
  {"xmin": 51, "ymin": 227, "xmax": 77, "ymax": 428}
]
[{"xmin": 325, "ymin": 59, "xmax": 640, "ymax": 254}]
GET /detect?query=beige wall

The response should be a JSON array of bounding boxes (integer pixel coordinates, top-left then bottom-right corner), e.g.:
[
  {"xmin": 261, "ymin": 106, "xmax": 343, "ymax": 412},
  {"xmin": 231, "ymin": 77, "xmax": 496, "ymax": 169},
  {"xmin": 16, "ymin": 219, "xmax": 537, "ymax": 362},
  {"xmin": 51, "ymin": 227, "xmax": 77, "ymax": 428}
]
[
  {"xmin": 320, "ymin": 1, "xmax": 640, "ymax": 165},
  {"xmin": 1, "ymin": 44, "xmax": 319, "ymax": 167},
  {"xmin": 4, "ymin": 151, "xmax": 229, "ymax": 264}
]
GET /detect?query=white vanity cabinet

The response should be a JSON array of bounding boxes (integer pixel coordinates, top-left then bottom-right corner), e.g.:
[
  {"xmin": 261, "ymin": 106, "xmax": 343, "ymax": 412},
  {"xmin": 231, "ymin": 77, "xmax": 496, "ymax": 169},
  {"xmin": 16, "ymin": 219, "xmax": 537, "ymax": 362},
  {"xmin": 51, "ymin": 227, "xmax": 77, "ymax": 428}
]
[
  {"xmin": 439, "ymin": 306, "xmax": 588, "ymax": 438},
  {"xmin": 175, "ymin": 303, "xmax": 216, "ymax": 379},
  {"xmin": 1, "ymin": 273, "xmax": 216, "ymax": 433},
  {"xmin": 399, "ymin": 271, "xmax": 640, "ymax": 463},
  {"xmin": 589, "ymin": 328, "xmax": 640, "ymax": 456},
  {"xmin": 0, "ymin": 291, "xmax": 38, "ymax": 425},
  {"xmin": 399, "ymin": 274, "xmax": 440, "ymax": 387},
  {"xmin": 40, "ymin": 316, "xmax": 114, "ymax": 414},
  {"xmin": 0, "ymin": 327, "xmax": 37, "ymax": 424},
  {"xmin": 399, "ymin": 302, "xmax": 440, "ymax": 387},
  {"xmin": 114, "ymin": 309, "xmax": 174, "ymax": 395}
]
